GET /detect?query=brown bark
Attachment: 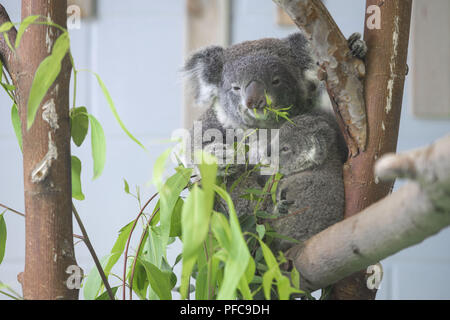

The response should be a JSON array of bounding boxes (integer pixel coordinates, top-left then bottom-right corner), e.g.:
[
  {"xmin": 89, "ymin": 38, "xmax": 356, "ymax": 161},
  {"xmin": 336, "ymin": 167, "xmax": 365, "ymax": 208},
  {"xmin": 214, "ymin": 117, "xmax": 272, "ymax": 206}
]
[
  {"xmin": 0, "ymin": 1, "xmax": 78, "ymax": 299},
  {"xmin": 273, "ymin": 0, "xmax": 367, "ymax": 156},
  {"xmin": 329, "ymin": 0, "xmax": 412, "ymax": 300}
]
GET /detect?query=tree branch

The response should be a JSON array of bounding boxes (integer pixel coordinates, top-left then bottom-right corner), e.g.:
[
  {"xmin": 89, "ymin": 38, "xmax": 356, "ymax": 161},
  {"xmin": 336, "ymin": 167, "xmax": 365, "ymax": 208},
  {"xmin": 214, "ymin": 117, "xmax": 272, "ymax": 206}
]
[
  {"xmin": 285, "ymin": 135, "xmax": 450, "ymax": 292},
  {"xmin": 72, "ymin": 204, "xmax": 115, "ymax": 300},
  {"xmin": 0, "ymin": 4, "xmax": 18, "ymax": 83},
  {"xmin": 273, "ymin": 0, "xmax": 367, "ymax": 156}
]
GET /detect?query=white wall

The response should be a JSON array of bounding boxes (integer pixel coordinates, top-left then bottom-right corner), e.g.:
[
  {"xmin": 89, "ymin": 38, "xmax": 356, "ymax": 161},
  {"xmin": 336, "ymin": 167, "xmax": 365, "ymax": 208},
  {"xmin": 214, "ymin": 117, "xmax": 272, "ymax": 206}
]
[{"xmin": 0, "ymin": 0, "xmax": 449, "ymax": 300}]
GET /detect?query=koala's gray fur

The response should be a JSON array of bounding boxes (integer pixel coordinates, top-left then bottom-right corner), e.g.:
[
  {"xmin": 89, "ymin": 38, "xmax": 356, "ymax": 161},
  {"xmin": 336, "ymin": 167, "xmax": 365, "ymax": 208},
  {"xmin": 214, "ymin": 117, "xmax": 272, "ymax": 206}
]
[
  {"xmin": 268, "ymin": 109, "xmax": 346, "ymax": 253},
  {"xmin": 184, "ymin": 32, "xmax": 319, "ymax": 143},
  {"xmin": 182, "ymin": 32, "xmax": 362, "ymax": 253}
]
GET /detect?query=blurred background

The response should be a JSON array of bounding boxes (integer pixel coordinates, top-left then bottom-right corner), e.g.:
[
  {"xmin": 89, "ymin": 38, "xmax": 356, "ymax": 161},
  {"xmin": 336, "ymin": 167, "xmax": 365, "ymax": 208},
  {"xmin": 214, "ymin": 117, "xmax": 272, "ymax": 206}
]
[{"xmin": 0, "ymin": 0, "xmax": 449, "ymax": 300}]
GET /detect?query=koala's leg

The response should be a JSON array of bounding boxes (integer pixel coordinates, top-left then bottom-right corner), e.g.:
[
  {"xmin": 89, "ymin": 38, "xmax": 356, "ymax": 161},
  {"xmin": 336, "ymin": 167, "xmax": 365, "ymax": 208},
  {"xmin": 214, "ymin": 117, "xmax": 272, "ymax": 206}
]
[{"xmin": 347, "ymin": 32, "xmax": 367, "ymax": 59}]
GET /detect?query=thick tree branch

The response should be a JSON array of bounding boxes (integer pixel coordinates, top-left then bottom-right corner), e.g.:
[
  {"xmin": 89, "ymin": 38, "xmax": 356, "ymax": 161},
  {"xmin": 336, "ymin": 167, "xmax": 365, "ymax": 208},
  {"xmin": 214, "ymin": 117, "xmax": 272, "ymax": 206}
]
[
  {"xmin": 273, "ymin": 0, "xmax": 367, "ymax": 156},
  {"xmin": 285, "ymin": 135, "xmax": 450, "ymax": 292}
]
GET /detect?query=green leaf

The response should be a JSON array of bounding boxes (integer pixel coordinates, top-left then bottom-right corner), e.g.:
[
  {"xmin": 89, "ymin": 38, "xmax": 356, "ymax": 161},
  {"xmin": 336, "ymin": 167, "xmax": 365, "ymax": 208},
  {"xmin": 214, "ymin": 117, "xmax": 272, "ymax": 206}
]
[
  {"xmin": 123, "ymin": 178, "xmax": 130, "ymax": 194},
  {"xmin": 11, "ymin": 104, "xmax": 22, "ymax": 152},
  {"xmin": 140, "ymin": 260, "xmax": 173, "ymax": 300},
  {"xmin": 144, "ymin": 226, "xmax": 164, "ymax": 268},
  {"xmin": 27, "ymin": 32, "xmax": 70, "ymax": 129},
  {"xmin": 71, "ymin": 155, "xmax": 85, "ymax": 201},
  {"xmin": 131, "ymin": 259, "xmax": 149, "ymax": 300},
  {"xmin": 94, "ymin": 73, "xmax": 145, "ymax": 150},
  {"xmin": 0, "ymin": 22, "xmax": 14, "ymax": 33},
  {"xmin": 83, "ymin": 255, "xmax": 110, "ymax": 300},
  {"xmin": 1, "ymin": 83, "xmax": 15, "ymax": 91},
  {"xmin": 95, "ymin": 287, "xmax": 119, "ymax": 300},
  {"xmin": 256, "ymin": 224, "xmax": 266, "ymax": 240},
  {"xmin": 159, "ymin": 167, "xmax": 192, "ymax": 260},
  {"xmin": 291, "ymin": 266, "xmax": 300, "ymax": 290},
  {"xmin": 104, "ymin": 221, "xmax": 134, "ymax": 276},
  {"xmin": 180, "ymin": 185, "xmax": 209, "ymax": 299},
  {"xmin": 169, "ymin": 198, "xmax": 184, "ymax": 237},
  {"xmin": 213, "ymin": 185, "xmax": 251, "ymax": 300},
  {"xmin": 88, "ymin": 114, "xmax": 106, "ymax": 180},
  {"xmin": 152, "ymin": 148, "xmax": 172, "ymax": 189},
  {"xmin": 211, "ymin": 212, "xmax": 232, "ymax": 250},
  {"xmin": 0, "ymin": 213, "xmax": 7, "ymax": 264},
  {"xmin": 70, "ymin": 106, "xmax": 89, "ymax": 147},
  {"xmin": 195, "ymin": 264, "xmax": 208, "ymax": 300},
  {"xmin": 15, "ymin": 15, "xmax": 40, "ymax": 48}
]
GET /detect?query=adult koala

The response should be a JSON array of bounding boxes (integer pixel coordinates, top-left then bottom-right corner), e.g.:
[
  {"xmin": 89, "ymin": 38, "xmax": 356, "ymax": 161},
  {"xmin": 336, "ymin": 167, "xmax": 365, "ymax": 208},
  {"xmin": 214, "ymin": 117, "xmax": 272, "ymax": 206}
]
[{"xmin": 183, "ymin": 32, "xmax": 320, "ymax": 155}]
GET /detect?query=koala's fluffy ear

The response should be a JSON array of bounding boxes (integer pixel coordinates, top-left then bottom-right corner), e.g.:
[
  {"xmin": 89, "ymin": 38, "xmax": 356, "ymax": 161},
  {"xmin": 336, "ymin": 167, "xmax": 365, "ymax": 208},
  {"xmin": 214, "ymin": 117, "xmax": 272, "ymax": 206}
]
[
  {"xmin": 183, "ymin": 46, "xmax": 224, "ymax": 108},
  {"xmin": 285, "ymin": 32, "xmax": 314, "ymax": 72},
  {"xmin": 285, "ymin": 32, "xmax": 320, "ymax": 103}
]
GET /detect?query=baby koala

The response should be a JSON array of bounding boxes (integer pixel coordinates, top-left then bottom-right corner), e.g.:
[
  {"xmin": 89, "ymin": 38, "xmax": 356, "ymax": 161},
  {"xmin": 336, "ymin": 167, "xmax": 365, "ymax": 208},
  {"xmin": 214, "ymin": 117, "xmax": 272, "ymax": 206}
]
[{"xmin": 268, "ymin": 110, "xmax": 346, "ymax": 253}]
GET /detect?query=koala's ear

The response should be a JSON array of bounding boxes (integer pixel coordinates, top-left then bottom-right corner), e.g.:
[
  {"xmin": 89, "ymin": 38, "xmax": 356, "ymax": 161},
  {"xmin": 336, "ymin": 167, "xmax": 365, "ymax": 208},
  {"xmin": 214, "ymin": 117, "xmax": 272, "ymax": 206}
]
[
  {"xmin": 183, "ymin": 46, "xmax": 224, "ymax": 107},
  {"xmin": 285, "ymin": 32, "xmax": 314, "ymax": 72}
]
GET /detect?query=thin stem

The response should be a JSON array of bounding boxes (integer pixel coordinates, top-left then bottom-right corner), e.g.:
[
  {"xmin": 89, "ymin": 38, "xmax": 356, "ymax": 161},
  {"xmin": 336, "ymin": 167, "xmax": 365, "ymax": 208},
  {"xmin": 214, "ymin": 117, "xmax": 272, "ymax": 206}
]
[
  {"xmin": 0, "ymin": 202, "xmax": 25, "ymax": 217},
  {"xmin": 72, "ymin": 203, "xmax": 115, "ymax": 300},
  {"xmin": 69, "ymin": 53, "xmax": 77, "ymax": 108},
  {"xmin": 122, "ymin": 192, "xmax": 159, "ymax": 300},
  {"xmin": 0, "ymin": 202, "xmax": 84, "ymax": 239},
  {"xmin": 128, "ymin": 207, "xmax": 160, "ymax": 300}
]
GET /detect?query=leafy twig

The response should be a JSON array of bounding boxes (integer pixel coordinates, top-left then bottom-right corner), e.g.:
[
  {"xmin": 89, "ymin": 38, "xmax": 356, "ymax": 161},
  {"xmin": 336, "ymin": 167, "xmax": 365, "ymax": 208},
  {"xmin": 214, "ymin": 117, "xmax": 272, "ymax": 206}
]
[{"xmin": 122, "ymin": 192, "xmax": 159, "ymax": 300}]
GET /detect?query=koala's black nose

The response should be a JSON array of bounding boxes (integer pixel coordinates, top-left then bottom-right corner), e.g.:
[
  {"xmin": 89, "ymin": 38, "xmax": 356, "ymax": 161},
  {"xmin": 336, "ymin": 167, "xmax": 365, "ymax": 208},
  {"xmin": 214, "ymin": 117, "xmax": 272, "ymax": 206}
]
[{"xmin": 245, "ymin": 81, "xmax": 266, "ymax": 109}]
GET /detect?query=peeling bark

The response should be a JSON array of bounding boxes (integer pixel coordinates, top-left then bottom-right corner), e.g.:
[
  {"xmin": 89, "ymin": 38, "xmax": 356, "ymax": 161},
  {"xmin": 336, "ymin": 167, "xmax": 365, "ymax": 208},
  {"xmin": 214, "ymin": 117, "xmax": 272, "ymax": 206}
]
[
  {"xmin": 285, "ymin": 135, "xmax": 450, "ymax": 293},
  {"xmin": 273, "ymin": 0, "xmax": 367, "ymax": 156}
]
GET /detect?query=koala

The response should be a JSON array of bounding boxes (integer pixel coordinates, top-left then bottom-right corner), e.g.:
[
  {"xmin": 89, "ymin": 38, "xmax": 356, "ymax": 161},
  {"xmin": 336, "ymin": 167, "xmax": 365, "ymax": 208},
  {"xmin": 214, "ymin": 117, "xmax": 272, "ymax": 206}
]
[
  {"xmin": 268, "ymin": 109, "xmax": 346, "ymax": 253},
  {"xmin": 182, "ymin": 31, "xmax": 365, "ymax": 166},
  {"xmin": 181, "ymin": 31, "xmax": 363, "ymax": 226},
  {"xmin": 183, "ymin": 32, "xmax": 320, "ymax": 168}
]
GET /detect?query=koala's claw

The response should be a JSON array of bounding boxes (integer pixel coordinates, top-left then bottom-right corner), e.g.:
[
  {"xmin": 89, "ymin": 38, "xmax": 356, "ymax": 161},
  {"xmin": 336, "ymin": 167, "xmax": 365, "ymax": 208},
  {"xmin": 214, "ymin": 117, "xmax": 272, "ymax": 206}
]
[
  {"xmin": 348, "ymin": 32, "xmax": 367, "ymax": 59},
  {"xmin": 276, "ymin": 199, "xmax": 294, "ymax": 214}
]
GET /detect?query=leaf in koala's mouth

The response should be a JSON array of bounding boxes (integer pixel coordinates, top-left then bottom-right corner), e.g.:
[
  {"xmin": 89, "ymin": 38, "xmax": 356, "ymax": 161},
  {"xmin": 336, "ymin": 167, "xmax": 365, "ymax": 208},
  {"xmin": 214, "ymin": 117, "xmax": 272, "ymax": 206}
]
[
  {"xmin": 252, "ymin": 107, "xmax": 269, "ymax": 120},
  {"xmin": 263, "ymin": 105, "xmax": 294, "ymax": 124}
]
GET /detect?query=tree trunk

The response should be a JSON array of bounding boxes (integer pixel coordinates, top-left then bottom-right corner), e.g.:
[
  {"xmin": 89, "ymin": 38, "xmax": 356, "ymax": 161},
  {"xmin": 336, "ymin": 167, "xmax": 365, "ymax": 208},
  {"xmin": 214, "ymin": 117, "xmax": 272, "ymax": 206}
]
[
  {"xmin": 11, "ymin": 0, "xmax": 77, "ymax": 300},
  {"xmin": 329, "ymin": 0, "xmax": 412, "ymax": 300}
]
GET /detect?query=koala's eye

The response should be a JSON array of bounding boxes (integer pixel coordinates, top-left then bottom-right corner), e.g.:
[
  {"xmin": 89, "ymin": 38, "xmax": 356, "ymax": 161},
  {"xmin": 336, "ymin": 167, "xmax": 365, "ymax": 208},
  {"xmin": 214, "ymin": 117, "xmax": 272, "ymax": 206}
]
[
  {"xmin": 231, "ymin": 84, "xmax": 241, "ymax": 92},
  {"xmin": 281, "ymin": 146, "xmax": 290, "ymax": 153},
  {"xmin": 272, "ymin": 77, "xmax": 281, "ymax": 86}
]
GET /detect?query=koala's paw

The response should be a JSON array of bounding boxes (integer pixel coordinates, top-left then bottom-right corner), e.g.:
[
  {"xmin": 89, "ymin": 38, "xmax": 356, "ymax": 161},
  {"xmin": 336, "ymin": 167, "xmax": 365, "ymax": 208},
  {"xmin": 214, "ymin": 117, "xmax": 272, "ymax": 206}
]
[
  {"xmin": 348, "ymin": 32, "xmax": 367, "ymax": 59},
  {"xmin": 275, "ymin": 199, "xmax": 294, "ymax": 215}
]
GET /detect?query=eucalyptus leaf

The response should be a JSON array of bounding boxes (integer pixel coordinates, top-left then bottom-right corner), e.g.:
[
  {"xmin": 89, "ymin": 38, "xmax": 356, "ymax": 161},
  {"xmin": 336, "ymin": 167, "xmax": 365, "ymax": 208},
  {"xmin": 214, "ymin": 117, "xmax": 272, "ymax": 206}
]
[
  {"xmin": 140, "ymin": 259, "xmax": 174, "ymax": 300},
  {"xmin": 83, "ymin": 255, "xmax": 110, "ymax": 300},
  {"xmin": 27, "ymin": 32, "xmax": 70, "ymax": 129},
  {"xmin": 94, "ymin": 73, "xmax": 145, "ymax": 150},
  {"xmin": 11, "ymin": 104, "xmax": 22, "ymax": 152},
  {"xmin": 123, "ymin": 178, "xmax": 130, "ymax": 194},
  {"xmin": 70, "ymin": 106, "xmax": 89, "ymax": 147},
  {"xmin": 213, "ymin": 185, "xmax": 251, "ymax": 300},
  {"xmin": 15, "ymin": 15, "xmax": 40, "ymax": 48},
  {"xmin": 0, "ymin": 213, "xmax": 7, "ymax": 264},
  {"xmin": 88, "ymin": 114, "xmax": 106, "ymax": 180},
  {"xmin": 71, "ymin": 155, "xmax": 85, "ymax": 201}
]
